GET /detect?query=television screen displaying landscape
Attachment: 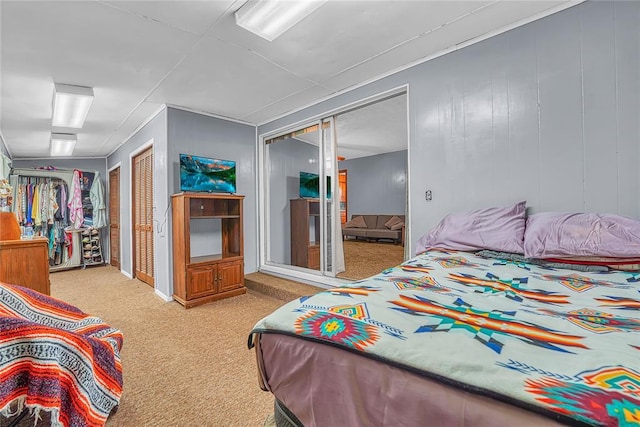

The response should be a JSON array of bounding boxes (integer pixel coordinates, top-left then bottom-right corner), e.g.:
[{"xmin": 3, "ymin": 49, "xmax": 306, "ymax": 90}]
[
  {"xmin": 180, "ymin": 154, "xmax": 236, "ymax": 193},
  {"xmin": 299, "ymin": 171, "xmax": 331, "ymax": 199}
]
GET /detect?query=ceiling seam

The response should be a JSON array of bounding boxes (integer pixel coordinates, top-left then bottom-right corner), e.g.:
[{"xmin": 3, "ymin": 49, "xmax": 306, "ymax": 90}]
[
  {"xmin": 321, "ymin": 1, "xmax": 500, "ymax": 84},
  {"xmin": 95, "ymin": 0, "xmax": 204, "ymax": 37},
  {"xmin": 238, "ymin": 84, "xmax": 331, "ymax": 122},
  {"xmin": 96, "ymin": 0, "xmax": 246, "ymax": 152},
  {"xmin": 212, "ymin": 36, "xmax": 331, "ymax": 90}
]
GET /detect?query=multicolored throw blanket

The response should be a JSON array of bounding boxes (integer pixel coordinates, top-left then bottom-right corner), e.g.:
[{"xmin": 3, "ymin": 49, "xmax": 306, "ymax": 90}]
[
  {"xmin": 251, "ymin": 250, "xmax": 640, "ymax": 426},
  {"xmin": 0, "ymin": 282, "xmax": 123, "ymax": 427}
]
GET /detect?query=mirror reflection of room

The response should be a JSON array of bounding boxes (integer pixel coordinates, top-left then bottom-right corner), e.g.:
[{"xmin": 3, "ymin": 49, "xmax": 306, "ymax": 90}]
[
  {"xmin": 266, "ymin": 127, "xmax": 321, "ymax": 270},
  {"xmin": 336, "ymin": 93, "xmax": 408, "ymax": 281},
  {"xmin": 264, "ymin": 93, "xmax": 408, "ymax": 281}
]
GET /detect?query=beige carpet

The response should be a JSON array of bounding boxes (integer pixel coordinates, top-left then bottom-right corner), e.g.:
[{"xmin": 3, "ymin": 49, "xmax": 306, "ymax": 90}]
[
  {"xmin": 337, "ymin": 240, "xmax": 405, "ymax": 281},
  {"xmin": 10, "ymin": 266, "xmax": 287, "ymax": 427},
  {"xmin": 4, "ymin": 245, "xmax": 402, "ymax": 425}
]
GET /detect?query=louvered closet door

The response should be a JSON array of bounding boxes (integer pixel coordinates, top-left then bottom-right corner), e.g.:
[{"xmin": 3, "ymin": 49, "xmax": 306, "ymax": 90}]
[
  {"xmin": 133, "ymin": 147, "xmax": 154, "ymax": 286},
  {"xmin": 109, "ymin": 167, "xmax": 120, "ymax": 268}
]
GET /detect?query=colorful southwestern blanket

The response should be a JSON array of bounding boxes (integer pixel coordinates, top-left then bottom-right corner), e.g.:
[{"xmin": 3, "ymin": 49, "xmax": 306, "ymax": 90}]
[
  {"xmin": 0, "ymin": 282, "xmax": 123, "ymax": 427},
  {"xmin": 251, "ymin": 250, "xmax": 640, "ymax": 426}
]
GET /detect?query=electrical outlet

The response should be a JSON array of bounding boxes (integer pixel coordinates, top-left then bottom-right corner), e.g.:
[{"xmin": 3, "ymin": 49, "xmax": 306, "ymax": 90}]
[{"xmin": 425, "ymin": 190, "xmax": 432, "ymax": 201}]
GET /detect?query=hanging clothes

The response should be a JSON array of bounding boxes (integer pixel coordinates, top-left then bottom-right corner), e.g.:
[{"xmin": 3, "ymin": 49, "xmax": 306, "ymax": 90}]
[
  {"xmin": 90, "ymin": 172, "xmax": 107, "ymax": 228},
  {"xmin": 33, "ymin": 183, "xmax": 41, "ymax": 226},
  {"xmin": 67, "ymin": 169, "xmax": 83, "ymax": 228},
  {"xmin": 11, "ymin": 171, "xmax": 79, "ymax": 269},
  {"xmin": 0, "ymin": 153, "xmax": 10, "ymax": 180},
  {"xmin": 80, "ymin": 171, "xmax": 95, "ymax": 227},
  {"xmin": 48, "ymin": 184, "xmax": 57, "ymax": 223},
  {"xmin": 26, "ymin": 184, "xmax": 34, "ymax": 224}
]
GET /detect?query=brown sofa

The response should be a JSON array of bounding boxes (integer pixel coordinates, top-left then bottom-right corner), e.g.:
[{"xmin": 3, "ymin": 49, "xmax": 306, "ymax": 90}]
[{"xmin": 342, "ymin": 214, "xmax": 405, "ymax": 244}]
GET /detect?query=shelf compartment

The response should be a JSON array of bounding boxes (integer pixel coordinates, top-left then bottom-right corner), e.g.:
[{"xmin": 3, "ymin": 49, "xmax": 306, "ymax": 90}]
[{"xmin": 189, "ymin": 198, "xmax": 241, "ymax": 217}]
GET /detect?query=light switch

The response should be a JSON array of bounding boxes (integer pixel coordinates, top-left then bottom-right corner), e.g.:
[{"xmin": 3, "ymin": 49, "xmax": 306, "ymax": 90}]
[{"xmin": 426, "ymin": 190, "xmax": 432, "ymax": 201}]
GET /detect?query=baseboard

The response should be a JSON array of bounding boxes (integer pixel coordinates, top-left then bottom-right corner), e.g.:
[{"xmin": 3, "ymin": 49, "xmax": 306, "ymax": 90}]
[
  {"xmin": 154, "ymin": 288, "xmax": 173, "ymax": 302},
  {"xmin": 121, "ymin": 270, "xmax": 133, "ymax": 279}
]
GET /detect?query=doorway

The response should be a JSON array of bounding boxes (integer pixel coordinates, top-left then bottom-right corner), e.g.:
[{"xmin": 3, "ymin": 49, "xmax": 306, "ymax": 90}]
[
  {"xmin": 339, "ymin": 169, "xmax": 347, "ymax": 224},
  {"xmin": 132, "ymin": 145, "xmax": 154, "ymax": 286},
  {"xmin": 109, "ymin": 166, "xmax": 120, "ymax": 269}
]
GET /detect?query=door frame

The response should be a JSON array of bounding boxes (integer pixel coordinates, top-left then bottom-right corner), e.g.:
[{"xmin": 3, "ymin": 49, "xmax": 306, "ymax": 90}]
[
  {"xmin": 129, "ymin": 138, "xmax": 155, "ymax": 284},
  {"xmin": 107, "ymin": 162, "xmax": 121, "ymax": 270},
  {"xmin": 257, "ymin": 85, "xmax": 410, "ymax": 287},
  {"xmin": 338, "ymin": 169, "xmax": 348, "ymax": 224}
]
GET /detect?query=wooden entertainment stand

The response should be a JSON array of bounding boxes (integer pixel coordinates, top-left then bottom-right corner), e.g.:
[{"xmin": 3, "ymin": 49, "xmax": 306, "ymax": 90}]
[
  {"xmin": 290, "ymin": 198, "xmax": 320, "ymax": 270},
  {"xmin": 171, "ymin": 192, "xmax": 245, "ymax": 308}
]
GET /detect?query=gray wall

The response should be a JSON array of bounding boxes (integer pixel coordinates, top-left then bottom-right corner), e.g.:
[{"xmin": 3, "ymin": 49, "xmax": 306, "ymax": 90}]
[
  {"xmin": 107, "ymin": 108, "xmax": 170, "ymax": 297},
  {"xmin": 12, "ymin": 158, "xmax": 107, "ymax": 181},
  {"xmin": 338, "ymin": 150, "xmax": 406, "ymax": 217},
  {"xmin": 167, "ymin": 107, "xmax": 257, "ymax": 273},
  {"xmin": 259, "ymin": 1, "xmax": 640, "ymax": 254},
  {"xmin": 0, "ymin": 135, "xmax": 10, "ymax": 158},
  {"xmin": 267, "ymin": 137, "xmax": 318, "ymax": 265}
]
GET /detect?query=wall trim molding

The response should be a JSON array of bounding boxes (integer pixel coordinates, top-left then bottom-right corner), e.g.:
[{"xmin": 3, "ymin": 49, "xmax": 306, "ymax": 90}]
[
  {"xmin": 107, "ymin": 105, "xmax": 166, "ymax": 158},
  {"xmin": 154, "ymin": 288, "xmax": 173, "ymax": 302},
  {"xmin": 167, "ymin": 104, "xmax": 255, "ymax": 127}
]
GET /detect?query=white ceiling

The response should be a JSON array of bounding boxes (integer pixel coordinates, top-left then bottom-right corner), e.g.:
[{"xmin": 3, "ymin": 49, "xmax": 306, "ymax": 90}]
[
  {"xmin": 285, "ymin": 93, "xmax": 407, "ymax": 160},
  {"xmin": 335, "ymin": 94, "xmax": 407, "ymax": 160},
  {"xmin": 0, "ymin": 0, "xmax": 579, "ymax": 159}
]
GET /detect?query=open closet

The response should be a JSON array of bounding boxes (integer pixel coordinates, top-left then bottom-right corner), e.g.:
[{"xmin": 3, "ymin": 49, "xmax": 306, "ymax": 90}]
[{"xmin": 9, "ymin": 167, "xmax": 107, "ymax": 271}]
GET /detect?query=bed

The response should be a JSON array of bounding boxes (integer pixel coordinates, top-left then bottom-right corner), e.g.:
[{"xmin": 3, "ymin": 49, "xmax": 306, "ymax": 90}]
[
  {"xmin": 0, "ymin": 282, "xmax": 123, "ymax": 427},
  {"xmin": 249, "ymin": 205, "xmax": 640, "ymax": 427}
]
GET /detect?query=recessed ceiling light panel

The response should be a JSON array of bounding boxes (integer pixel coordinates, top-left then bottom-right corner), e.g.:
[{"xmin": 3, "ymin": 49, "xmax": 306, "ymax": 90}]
[
  {"xmin": 50, "ymin": 133, "xmax": 77, "ymax": 156},
  {"xmin": 52, "ymin": 83, "xmax": 94, "ymax": 128},
  {"xmin": 235, "ymin": 0, "xmax": 327, "ymax": 41}
]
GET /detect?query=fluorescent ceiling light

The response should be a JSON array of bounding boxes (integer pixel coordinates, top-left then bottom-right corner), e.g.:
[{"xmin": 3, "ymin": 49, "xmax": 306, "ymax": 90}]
[
  {"xmin": 52, "ymin": 83, "xmax": 94, "ymax": 128},
  {"xmin": 50, "ymin": 133, "xmax": 77, "ymax": 157},
  {"xmin": 235, "ymin": 0, "xmax": 327, "ymax": 41}
]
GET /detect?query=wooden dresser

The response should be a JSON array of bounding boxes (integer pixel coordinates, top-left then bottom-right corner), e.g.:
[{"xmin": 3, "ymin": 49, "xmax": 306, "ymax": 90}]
[{"xmin": 0, "ymin": 238, "xmax": 51, "ymax": 295}]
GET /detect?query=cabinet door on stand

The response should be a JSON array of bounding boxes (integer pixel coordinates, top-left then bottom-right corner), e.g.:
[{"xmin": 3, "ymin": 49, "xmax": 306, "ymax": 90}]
[
  {"xmin": 186, "ymin": 265, "xmax": 216, "ymax": 299},
  {"xmin": 218, "ymin": 261, "xmax": 243, "ymax": 293},
  {"xmin": 308, "ymin": 245, "xmax": 320, "ymax": 270}
]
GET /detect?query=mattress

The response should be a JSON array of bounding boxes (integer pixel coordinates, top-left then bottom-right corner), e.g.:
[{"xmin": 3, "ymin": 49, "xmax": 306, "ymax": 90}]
[{"xmin": 250, "ymin": 250, "xmax": 640, "ymax": 426}]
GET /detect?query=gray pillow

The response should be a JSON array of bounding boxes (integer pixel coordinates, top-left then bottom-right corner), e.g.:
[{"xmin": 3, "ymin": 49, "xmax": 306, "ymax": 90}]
[
  {"xmin": 390, "ymin": 221, "xmax": 404, "ymax": 231},
  {"xmin": 344, "ymin": 216, "xmax": 367, "ymax": 228},
  {"xmin": 385, "ymin": 215, "xmax": 402, "ymax": 229}
]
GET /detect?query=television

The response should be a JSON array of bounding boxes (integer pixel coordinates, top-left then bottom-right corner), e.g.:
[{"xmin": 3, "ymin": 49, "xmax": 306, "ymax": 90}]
[
  {"xmin": 180, "ymin": 154, "xmax": 236, "ymax": 193},
  {"xmin": 299, "ymin": 171, "xmax": 331, "ymax": 199}
]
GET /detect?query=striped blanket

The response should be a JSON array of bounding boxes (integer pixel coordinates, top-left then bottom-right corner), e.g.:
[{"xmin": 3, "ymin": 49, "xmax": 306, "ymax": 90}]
[{"xmin": 0, "ymin": 282, "xmax": 123, "ymax": 427}]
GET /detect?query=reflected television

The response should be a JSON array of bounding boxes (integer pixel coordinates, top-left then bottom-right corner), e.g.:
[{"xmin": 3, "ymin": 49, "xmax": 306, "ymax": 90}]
[
  {"xmin": 180, "ymin": 154, "xmax": 236, "ymax": 193},
  {"xmin": 299, "ymin": 171, "xmax": 331, "ymax": 199}
]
